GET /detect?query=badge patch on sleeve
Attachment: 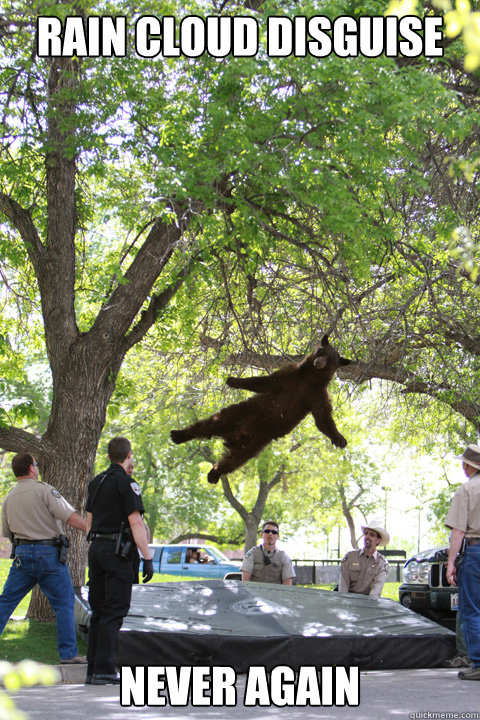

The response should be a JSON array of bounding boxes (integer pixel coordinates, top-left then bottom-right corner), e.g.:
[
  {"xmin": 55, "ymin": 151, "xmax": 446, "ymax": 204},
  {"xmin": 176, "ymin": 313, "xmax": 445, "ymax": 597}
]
[
  {"xmin": 51, "ymin": 489, "xmax": 61, "ymax": 498},
  {"xmin": 130, "ymin": 482, "xmax": 141, "ymax": 496}
]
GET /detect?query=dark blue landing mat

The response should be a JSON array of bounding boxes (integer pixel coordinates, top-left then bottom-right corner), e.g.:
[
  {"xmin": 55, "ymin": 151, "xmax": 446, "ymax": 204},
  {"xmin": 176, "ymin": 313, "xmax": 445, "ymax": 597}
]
[{"xmin": 74, "ymin": 579, "xmax": 456, "ymax": 671}]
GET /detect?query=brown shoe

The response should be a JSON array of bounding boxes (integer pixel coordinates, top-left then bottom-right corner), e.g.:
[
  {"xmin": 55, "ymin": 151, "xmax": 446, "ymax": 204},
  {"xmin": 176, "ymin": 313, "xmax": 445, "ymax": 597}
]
[
  {"xmin": 458, "ymin": 666, "xmax": 480, "ymax": 680},
  {"xmin": 60, "ymin": 655, "xmax": 87, "ymax": 664}
]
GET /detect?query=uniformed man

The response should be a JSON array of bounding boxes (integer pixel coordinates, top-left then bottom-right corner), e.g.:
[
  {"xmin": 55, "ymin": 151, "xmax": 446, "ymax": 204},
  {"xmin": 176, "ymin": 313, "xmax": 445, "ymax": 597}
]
[
  {"xmin": 85, "ymin": 436, "xmax": 153, "ymax": 686},
  {"xmin": 338, "ymin": 521, "xmax": 389, "ymax": 599},
  {"xmin": 241, "ymin": 520, "xmax": 295, "ymax": 584},
  {"xmin": 446, "ymin": 443, "xmax": 480, "ymax": 681},
  {"xmin": 0, "ymin": 452, "xmax": 87, "ymax": 663}
]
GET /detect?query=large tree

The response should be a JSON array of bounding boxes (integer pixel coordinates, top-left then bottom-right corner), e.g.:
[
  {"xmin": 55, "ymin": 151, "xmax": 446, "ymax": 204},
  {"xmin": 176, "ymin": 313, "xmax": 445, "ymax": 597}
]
[{"xmin": 1, "ymin": 0, "xmax": 478, "ymax": 614}]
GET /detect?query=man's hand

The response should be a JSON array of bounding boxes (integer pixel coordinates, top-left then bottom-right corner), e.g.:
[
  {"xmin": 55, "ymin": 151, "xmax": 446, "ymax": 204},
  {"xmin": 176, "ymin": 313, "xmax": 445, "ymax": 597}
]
[
  {"xmin": 446, "ymin": 528, "xmax": 465, "ymax": 586},
  {"xmin": 142, "ymin": 559, "xmax": 154, "ymax": 584},
  {"xmin": 446, "ymin": 559, "xmax": 457, "ymax": 586}
]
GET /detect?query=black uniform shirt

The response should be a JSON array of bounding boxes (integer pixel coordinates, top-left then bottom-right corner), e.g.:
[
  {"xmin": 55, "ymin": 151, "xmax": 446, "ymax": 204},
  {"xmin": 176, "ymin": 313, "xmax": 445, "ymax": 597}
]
[{"xmin": 85, "ymin": 463, "xmax": 144, "ymax": 533}]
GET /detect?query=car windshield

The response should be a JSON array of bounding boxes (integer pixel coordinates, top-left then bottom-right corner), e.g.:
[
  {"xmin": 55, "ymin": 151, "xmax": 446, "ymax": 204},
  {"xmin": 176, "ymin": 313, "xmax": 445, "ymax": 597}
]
[{"xmin": 204, "ymin": 547, "xmax": 230, "ymax": 562}]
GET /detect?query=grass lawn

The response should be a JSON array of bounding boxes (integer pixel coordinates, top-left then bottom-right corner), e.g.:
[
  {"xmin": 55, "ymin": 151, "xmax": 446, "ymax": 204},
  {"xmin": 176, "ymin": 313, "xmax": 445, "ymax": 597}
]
[
  {"xmin": 311, "ymin": 580, "xmax": 401, "ymax": 602},
  {"xmin": 0, "ymin": 558, "xmax": 202, "ymax": 664},
  {"xmin": 0, "ymin": 557, "xmax": 401, "ymax": 665}
]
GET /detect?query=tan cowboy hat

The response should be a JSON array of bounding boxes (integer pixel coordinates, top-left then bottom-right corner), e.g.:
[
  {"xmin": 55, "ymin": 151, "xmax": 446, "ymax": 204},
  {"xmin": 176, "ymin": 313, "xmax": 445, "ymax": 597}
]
[
  {"xmin": 361, "ymin": 520, "xmax": 390, "ymax": 546},
  {"xmin": 455, "ymin": 444, "xmax": 480, "ymax": 471}
]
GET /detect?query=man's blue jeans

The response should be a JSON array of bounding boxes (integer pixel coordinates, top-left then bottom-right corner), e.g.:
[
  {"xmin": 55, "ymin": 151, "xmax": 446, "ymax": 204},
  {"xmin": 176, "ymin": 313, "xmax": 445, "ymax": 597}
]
[
  {"xmin": 0, "ymin": 544, "xmax": 78, "ymax": 661},
  {"xmin": 458, "ymin": 542, "xmax": 480, "ymax": 668}
]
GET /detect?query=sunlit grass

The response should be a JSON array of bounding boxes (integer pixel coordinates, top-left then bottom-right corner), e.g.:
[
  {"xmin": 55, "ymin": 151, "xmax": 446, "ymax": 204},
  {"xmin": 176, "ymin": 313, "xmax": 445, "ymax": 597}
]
[{"xmin": 0, "ymin": 559, "xmax": 216, "ymax": 663}]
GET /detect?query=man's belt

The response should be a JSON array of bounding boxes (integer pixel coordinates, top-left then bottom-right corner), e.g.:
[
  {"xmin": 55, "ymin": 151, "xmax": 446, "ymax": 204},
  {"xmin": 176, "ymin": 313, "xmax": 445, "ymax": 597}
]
[
  {"xmin": 16, "ymin": 539, "xmax": 57, "ymax": 546},
  {"xmin": 466, "ymin": 538, "xmax": 480, "ymax": 546},
  {"xmin": 89, "ymin": 532, "xmax": 120, "ymax": 541}
]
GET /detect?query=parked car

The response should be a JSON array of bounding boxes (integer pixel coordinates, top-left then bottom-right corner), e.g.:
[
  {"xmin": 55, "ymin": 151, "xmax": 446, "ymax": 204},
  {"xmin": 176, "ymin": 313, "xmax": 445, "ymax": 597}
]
[
  {"xmin": 139, "ymin": 544, "xmax": 241, "ymax": 579},
  {"xmin": 399, "ymin": 546, "xmax": 457, "ymax": 630}
]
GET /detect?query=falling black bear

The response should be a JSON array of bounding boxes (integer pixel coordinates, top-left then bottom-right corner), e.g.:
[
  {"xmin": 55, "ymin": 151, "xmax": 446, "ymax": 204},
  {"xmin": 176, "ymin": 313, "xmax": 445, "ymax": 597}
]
[{"xmin": 170, "ymin": 335, "xmax": 351, "ymax": 483}]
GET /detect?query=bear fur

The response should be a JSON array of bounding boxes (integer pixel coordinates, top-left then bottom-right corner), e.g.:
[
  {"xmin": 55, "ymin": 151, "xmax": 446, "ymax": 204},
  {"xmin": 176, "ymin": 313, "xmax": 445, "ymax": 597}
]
[{"xmin": 170, "ymin": 335, "xmax": 351, "ymax": 484}]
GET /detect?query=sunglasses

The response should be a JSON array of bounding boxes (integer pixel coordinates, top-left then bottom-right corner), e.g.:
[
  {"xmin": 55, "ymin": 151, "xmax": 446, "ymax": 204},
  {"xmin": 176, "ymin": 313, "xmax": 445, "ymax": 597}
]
[{"xmin": 262, "ymin": 529, "xmax": 278, "ymax": 535}]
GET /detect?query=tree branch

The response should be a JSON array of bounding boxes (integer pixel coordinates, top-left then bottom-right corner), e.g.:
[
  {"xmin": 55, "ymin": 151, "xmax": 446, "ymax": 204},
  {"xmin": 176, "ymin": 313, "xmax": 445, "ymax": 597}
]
[
  {"xmin": 169, "ymin": 531, "xmax": 244, "ymax": 545},
  {"xmin": 0, "ymin": 426, "xmax": 43, "ymax": 457},
  {"xmin": 125, "ymin": 257, "xmax": 196, "ymax": 351},
  {"xmin": 221, "ymin": 476, "xmax": 249, "ymax": 521},
  {"xmin": 0, "ymin": 193, "xmax": 44, "ymax": 267},
  {"xmin": 91, "ymin": 215, "xmax": 184, "ymax": 344}
]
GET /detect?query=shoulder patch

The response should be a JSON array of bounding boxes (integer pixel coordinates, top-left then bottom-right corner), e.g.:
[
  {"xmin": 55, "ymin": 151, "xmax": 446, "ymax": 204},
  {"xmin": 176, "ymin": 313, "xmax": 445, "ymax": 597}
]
[
  {"xmin": 130, "ymin": 482, "xmax": 141, "ymax": 496},
  {"xmin": 244, "ymin": 547, "xmax": 256, "ymax": 558},
  {"xmin": 51, "ymin": 489, "xmax": 62, "ymax": 498}
]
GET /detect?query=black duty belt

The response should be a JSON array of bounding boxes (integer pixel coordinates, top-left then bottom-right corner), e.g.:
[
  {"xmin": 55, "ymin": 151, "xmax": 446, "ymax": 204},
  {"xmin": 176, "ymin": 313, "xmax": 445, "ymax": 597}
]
[
  {"xmin": 89, "ymin": 532, "xmax": 120, "ymax": 541},
  {"xmin": 466, "ymin": 538, "xmax": 480, "ymax": 546},
  {"xmin": 16, "ymin": 539, "xmax": 57, "ymax": 546}
]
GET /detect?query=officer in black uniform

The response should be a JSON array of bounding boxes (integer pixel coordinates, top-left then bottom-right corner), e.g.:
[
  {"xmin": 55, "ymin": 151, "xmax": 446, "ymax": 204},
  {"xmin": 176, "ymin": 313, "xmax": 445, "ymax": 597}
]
[{"xmin": 85, "ymin": 436, "xmax": 154, "ymax": 685}]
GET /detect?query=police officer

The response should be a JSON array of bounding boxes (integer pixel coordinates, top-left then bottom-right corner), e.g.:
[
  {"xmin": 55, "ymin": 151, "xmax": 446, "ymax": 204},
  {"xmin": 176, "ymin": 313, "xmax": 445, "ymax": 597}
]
[
  {"xmin": 338, "ymin": 521, "xmax": 389, "ymax": 599},
  {"xmin": 241, "ymin": 520, "xmax": 295, "ymax": 584},
  {"xmin": 0, "ymin": 452, "xmax": 87, "ymax": 663},
  {"xmin": 85, "ymin": 436, "xmax": 153, "ymax": 685},
  {"xmin": 446, "ymin": 443, "xmax": 480, "ymax": 681}
]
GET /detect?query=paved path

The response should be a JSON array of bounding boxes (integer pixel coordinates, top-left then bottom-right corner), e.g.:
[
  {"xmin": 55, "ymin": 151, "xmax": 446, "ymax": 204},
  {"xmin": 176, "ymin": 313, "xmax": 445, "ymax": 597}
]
[{"xmin": 10, "ymin": 668, "xmax": 480, "ymax": 720}]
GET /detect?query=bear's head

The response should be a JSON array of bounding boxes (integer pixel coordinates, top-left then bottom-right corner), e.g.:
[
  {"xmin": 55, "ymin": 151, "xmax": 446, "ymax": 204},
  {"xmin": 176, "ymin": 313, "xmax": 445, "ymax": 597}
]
[{"xmin": 311, "ymin": 335, "xmax": 351, "ymax": 374}]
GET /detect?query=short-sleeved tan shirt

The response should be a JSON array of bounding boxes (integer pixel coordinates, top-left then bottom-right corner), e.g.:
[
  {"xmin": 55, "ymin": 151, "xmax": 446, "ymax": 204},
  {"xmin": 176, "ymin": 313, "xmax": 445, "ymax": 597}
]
[
  {"xmin": 1, "ymin": 478, "xmax": 76, "ymax": 541},
  {"xmin": 445, "ymin": 472, "xmax": 480, "ymax": 538},
  {"xmin": 338, "ymin": 549, "xmax": 389, "ymax": 599}
]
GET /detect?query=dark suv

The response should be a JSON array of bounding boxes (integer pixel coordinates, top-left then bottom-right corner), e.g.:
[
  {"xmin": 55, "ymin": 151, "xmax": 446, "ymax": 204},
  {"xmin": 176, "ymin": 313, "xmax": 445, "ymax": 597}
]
[{"xmin": 399, "ymin": 546, "xmax": 457, "ymax": 631}]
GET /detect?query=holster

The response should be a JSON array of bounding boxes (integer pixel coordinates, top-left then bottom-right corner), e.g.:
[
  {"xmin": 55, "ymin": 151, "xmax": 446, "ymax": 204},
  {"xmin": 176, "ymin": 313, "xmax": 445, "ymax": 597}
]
[
  {"xmin": 114, "ymin": 522, "xmax": 134, "ymax": 559},
  {"xmin": 435, "ymin": 542, "xmax": 464, "ymax": 568},
  {"xmin": 56, "ymin": 534, "xmax": 70, "ymax": 564},
  {"xmin": 10, "ymin": 537, "xmax": 18, "ymax": 559}
]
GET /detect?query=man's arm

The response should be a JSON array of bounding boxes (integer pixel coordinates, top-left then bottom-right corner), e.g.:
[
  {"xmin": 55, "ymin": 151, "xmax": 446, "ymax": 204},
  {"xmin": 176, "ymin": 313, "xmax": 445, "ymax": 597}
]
[
  {"xmin": 66, "ymin": 511, "xmax": 87, "ymax": 533},
  {"xmin": 368, "ymin": 566, "xmax": 389, "ymax": 599},
  {"xmin": 337, "ymin": 559, "xmax": 350, "ymax": 593},
  {"xmin": 128, "ymin": 511, "xmax": 151, "ymax": 559},
  {"xmin": 446, "ymin": 528, "xmax": 465, "ymax": 586},
  {"xmin": 241, "ymin": 548, "xmax": 255, "ymax": 581},
  {"xmin": 1, "ymin": 507, "xmax": 12, "ymax": 541},
  {"xmin": 86, "ymin": 512, "xmax": 92, "ymax": 535},
  {"xmin": 281, "ymin": 554, "xmax": 295, "ymax": 586}
]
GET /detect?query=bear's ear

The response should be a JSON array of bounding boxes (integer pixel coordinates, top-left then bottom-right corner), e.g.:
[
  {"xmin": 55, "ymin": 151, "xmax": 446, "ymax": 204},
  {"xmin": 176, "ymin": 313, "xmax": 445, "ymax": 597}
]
[
  {"xmin": 339, "ymin": 357, "xmax": 351, "ymax": 366},
  {"xmin": 321, "ymin": 335, "xmax": 329, "ymax": 347}
]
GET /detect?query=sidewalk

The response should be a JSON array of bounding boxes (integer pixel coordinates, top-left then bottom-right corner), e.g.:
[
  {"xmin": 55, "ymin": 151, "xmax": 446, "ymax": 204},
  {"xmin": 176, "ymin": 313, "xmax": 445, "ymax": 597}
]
[{"xmin": 10, "ymin": 668, "xmax": 480, "ymax": 720}]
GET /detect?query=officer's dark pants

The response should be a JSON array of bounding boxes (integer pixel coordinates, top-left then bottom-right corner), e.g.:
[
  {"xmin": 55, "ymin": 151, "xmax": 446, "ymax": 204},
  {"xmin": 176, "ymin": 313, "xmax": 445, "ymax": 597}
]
[{"xmin": 87, "ymin": 539, "xmax": 134, "ymax": 676}]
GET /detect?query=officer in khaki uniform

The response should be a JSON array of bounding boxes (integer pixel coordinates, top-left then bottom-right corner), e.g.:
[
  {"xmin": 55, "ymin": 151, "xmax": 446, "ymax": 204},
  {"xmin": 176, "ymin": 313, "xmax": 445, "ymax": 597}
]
[
  {"xmin": 338, "ymin": 521, "xmax": 389, "ymax": 599},
  {"xmin": 241, "ymin": 520, "xmax": 295, "ymax": 585},
  {"xmin": 0, "ymin": 452, "xmax": 87, "ymax": 663},
  {"xmin": 445, "ymin": 444, "xmax": 480, "ymax": 681}
]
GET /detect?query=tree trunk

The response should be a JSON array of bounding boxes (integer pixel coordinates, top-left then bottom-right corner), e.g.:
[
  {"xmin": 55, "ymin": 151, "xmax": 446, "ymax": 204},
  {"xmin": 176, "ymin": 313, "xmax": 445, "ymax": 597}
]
[
  {"xmin": 22, "ymin": 341, "xmax": 119, "ymax": 617},
  {"xmin": 0, "ymin": 54, "xmax": 190, "ymax": 622},
  {"xmin": 26, "ymin": 587, "xmax": 54, "ymax": 622},
  {"xmin": 244, "ymin": 516, "xmax": 261, "ymax": 554},
  {"xmin": 343, "ymin": 506, "xmax": 359, "ymax": 549}
]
